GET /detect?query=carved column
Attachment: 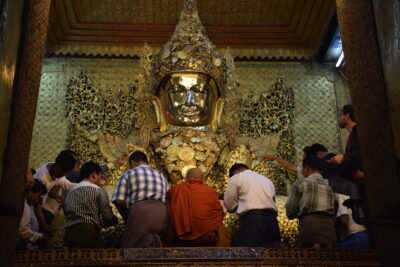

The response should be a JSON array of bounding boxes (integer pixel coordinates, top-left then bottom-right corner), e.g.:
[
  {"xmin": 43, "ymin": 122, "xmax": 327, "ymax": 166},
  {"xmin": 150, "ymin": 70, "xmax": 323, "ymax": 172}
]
[
  {"xmin": 0, "ymin": 0, "xmax": 51, "ymax": 266},
  {"xmin": 336, "ymin": 0, "xmax": 400, "ymax": 266}
]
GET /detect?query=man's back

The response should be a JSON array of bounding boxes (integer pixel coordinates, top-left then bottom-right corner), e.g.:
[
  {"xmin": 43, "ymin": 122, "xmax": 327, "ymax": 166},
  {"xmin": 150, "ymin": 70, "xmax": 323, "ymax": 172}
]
[
  {"xmin": 65, "ymin": 182, "xmax": 101, "ymax": 228},
  {"xmin": 169, "ymin": 179, "xmax": 224, "ymax": 240},
  {"xmin": 224, "ymin": 169, "xmax": 276, "ymax": 214},
  {"xmin": 113, "ymin": 164, "xmax": 168, "ymax": 204}
]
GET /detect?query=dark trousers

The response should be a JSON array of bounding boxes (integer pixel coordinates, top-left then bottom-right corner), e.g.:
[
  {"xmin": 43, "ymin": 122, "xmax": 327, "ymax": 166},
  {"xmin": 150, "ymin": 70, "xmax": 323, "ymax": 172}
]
[
  {"xmin": 64, "ymin": 223, "xmax": 104, "ymax": 248},
  {"xmin": 297, "ymin": 213, "xmax": 336, "ymax": 248},
  {"xmin": 233, "ymin": 209, "xmax": 280, "ymax": 247}
]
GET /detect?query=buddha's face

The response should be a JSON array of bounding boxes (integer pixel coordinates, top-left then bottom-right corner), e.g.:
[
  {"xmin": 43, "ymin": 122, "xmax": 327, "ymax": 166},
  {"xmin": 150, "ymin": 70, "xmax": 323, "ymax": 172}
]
[{"xmin": 157, "ymin": 73, "xmax": 219, "ymax": 127}]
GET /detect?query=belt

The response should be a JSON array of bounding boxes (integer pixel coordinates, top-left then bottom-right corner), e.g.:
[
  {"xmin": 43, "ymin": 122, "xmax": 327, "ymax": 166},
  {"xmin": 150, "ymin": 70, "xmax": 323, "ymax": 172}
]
[
  {"xmin": 241, "ymin": 208, "xmax": 277, "ymax": 217},
  {"xmin": 299, "ymin": 211, "xmax": 333, "ymax": 219}
]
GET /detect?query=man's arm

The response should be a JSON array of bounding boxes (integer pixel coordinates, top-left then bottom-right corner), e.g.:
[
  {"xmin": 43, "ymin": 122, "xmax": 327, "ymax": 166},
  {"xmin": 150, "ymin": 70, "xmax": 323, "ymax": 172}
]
[
  {"xmin": 100, "ymin": 153, "xmax": 128, "ymax": 173},
  {"xmin": 223, "ymin": 177, "xmax": 239, "ymax": 212},
  {"xmin": 113, "ymin": 200, "xmax": 128, "ymax": 222},
  {"xmin": 19, "ymin": 204, "xmax": 43, "ymax": 243},
  {"xmin": 55, "ymin": 176, "xmax": 77, "ymax": 191},
  {"xmin": 261, "ymin": 155, "xmax": 298, "ymax": 173},
  {"xmin": 98, "ymin": 189, "xmax": 118, "ymax": 226},
  {"xmin": 285, "ymin": 181, "xmax": 301, "ymax": 219},
  {"xmin": 33, "ymin": 203, "xmax": 51, "ymax": 233},
  {"xmin": 111, "ymin": 173, "xmax": 129, "ymax": 221}
]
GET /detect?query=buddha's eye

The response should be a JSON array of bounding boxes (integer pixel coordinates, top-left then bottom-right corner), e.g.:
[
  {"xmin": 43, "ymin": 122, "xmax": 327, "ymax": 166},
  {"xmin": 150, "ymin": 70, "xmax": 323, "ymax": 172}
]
[
  {"xmin": 191, "ymin": 84, "xmax": 208, "ymax": 94},
  {"xmin": 169, "ymin": 84, "xmax": 185, "ymax": 93}
]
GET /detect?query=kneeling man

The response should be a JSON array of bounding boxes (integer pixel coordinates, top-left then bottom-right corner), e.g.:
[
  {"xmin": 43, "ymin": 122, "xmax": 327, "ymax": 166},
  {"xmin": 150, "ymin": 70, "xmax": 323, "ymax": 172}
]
[
  {"xmin": 285, "ymin": 156, "xmax": 337, "ymax": 248},
  {"xmin": 112, "ymin": 151, "xmax": 169, "ymax": 248},
  {"xmin": 168, "ymin": 168, "xmax": 225, "ymax": 246},
  {"xmin": 64, "ymin": 161, "xmax": 118, "ymax": 248},
  {"xmin": 224, "ymin": 164, "xmax": 280, "ymax": 247}
]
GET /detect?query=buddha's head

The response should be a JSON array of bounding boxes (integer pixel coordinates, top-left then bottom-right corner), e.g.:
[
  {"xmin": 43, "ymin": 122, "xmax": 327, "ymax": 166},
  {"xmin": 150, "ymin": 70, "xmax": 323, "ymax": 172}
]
[
  {"xmin": 150, "ymin": 0, "xmax": 226, "ymax": 131},
  {"xmin": 153, "ymin": 72, "xmax": 223, "ymax": 130}
]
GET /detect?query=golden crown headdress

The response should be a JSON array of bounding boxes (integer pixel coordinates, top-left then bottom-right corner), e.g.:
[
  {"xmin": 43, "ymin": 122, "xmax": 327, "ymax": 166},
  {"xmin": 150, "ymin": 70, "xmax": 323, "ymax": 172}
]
[{"xmin": 150, "ymin": 0, "xmax": 227, "ymax": 97}]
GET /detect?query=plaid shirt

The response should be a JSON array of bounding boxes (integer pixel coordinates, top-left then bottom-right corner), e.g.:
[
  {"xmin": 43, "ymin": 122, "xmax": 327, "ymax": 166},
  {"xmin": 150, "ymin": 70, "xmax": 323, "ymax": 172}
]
[
  {"xmin": 285, "ymin": 173, "xmax": 336, "ymax": 219},
  {"xmin": 112, "ymin": 164, "xmax": 168, "ymax": 205}
]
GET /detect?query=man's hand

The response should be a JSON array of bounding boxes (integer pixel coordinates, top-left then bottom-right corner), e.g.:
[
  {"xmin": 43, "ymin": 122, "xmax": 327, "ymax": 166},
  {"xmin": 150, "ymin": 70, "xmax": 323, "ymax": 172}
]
[
  {"xmin": 114, "ymin": 153, "xmax": 128, "ymax": 166},
  {"xmin": 355, "ymin": 170, "xmax": 365, "ymax": 179},
  {"xmin": 55, "ymin": 195, "xmax": 64, "ymax": 204},
  {"xmin": 328, "ymin": 154, "xmax": 344, "ymax": 164},
  {"xmin": 260, "ymin": 155, "xmax": 277, "ymax": 161},
  {"xmin": 48, "ymin": 185, "xmax": 61, "ymax": 200}
]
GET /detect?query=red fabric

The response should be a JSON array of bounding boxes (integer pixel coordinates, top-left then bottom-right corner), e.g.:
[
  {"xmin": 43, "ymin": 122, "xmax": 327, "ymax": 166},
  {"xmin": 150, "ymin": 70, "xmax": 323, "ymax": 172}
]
[{"xmin": 168, "ymin": 179, "xmax": 224, "ymax": 240}]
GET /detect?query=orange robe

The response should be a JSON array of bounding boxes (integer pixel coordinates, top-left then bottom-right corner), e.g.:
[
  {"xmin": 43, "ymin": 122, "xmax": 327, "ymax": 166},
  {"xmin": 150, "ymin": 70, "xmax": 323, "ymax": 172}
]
[{"xmin": 168, "ymin": 179, "xmax": 224, "ymax": 242}]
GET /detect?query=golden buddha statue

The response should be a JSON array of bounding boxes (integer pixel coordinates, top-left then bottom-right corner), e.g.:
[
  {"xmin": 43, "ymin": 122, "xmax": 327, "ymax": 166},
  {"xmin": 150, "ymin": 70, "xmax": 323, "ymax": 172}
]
[{"xmin": 150, "ymin": 0, "xmax": 226, "ymax": 132}]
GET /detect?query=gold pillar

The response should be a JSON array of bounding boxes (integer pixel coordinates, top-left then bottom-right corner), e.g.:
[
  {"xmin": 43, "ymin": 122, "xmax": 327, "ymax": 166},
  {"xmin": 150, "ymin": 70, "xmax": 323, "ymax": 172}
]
[
  {"xmin": 336, "ymin": 0, "xmax": 400, "ymax": 266},
  {"xmin": 0, "ymin": 0, "xmax": 51, "ymax": 265}
]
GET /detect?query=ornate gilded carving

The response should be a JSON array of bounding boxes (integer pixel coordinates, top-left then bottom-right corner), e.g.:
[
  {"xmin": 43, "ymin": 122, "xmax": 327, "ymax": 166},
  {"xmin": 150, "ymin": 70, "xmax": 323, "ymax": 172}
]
[
  {"xmin": 15, "ymin": 247, "xmax": 380, "ymax": 267},
  {"xmin": 239, "ymin": 78, "xmax": 294, "ymax": 138}
]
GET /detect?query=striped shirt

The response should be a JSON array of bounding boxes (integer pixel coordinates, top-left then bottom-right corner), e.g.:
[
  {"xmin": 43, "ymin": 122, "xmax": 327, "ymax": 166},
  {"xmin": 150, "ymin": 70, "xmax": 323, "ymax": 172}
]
[
  {"xmin": 112, "ymin": 164, "xmax": 169, "ymax": 205},
  {"xmin": 64, "ymin": 181, "xmax": 117, "ymax": 229},
  {"xmin": 285, "ymin": 173, "xmax": 336, "ymax": 219}
]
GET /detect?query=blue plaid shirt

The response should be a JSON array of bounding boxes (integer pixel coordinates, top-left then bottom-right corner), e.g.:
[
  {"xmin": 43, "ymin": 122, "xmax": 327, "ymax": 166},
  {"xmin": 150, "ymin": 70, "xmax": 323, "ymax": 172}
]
[{"xmin": 112, "ymin": 164, "xmax": 168, "ymax": 205}]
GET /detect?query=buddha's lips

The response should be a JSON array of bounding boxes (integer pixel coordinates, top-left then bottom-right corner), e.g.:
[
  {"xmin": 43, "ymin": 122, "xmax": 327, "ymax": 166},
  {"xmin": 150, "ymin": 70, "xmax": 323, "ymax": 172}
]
[{"xmin": 177, "ymin": 105, "xmax": 201, "ymax": 116}]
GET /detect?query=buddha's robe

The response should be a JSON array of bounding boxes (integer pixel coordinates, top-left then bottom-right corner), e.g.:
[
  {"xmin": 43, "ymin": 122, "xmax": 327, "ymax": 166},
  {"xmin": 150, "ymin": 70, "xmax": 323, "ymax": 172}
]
[{"xmin": 167, "ymin": 179, "xmax": 225, "ymax": 246}]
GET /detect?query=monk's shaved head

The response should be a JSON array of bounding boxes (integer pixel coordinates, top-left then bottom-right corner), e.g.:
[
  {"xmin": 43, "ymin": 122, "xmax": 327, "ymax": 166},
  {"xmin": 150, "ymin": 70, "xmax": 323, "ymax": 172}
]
[{"xmin": 186, "ymin": 168, "xmax": 204, "ymax": 180}]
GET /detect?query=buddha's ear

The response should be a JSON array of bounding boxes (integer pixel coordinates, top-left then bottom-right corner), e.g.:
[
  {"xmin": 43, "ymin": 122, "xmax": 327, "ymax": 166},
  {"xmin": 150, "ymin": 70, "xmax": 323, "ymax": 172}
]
[
  {"xmin": 152, "ymin": 97, "xmax": 169, "ymax": 131},
  {"xmin": 209, "ymin": 98, "xmax": 224, "ymax": 131}
]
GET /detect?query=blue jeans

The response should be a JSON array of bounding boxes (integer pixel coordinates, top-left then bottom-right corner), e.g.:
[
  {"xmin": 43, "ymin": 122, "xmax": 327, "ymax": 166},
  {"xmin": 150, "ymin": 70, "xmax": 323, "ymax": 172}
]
[{"xmin": 337, "ymin": 230, "xmax": 371, "ymax": 249}]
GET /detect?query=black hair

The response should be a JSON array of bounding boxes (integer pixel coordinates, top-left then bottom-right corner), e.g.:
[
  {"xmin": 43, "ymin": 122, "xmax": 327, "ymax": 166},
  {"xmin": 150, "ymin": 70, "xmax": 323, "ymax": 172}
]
[
  {"xmin": 302, "ymin": 156, "xmax": 326, "ymax": 172},
  {"xmin": 55, "ymin": 151, "xmax": 76, "ymax": 172},
  {"xmin": 303, "ymin": 143, "xmax": 328, "ymax": 157},
  {"xmin": 80, "ymin": 161, "xmax": 103, "ymax": 180},
  {"xmin": 129, "ymin": 151, "xmax": 148, "ymax": 163},
  {"xmin": 229, "ymin": 163, "xmax": 249, "ymax": 177},
  {"xmin": 30, "ymin": 179, "xmax": 47, "ymax": 194},
  {"xmin": 30, "ymin": 168, "xmax": 36, "ymax": 175},
  {"xmin": 59, "ymin": 149, "xmax": 77, "ymax": 158},
  {"xmin": 342, "ymin": 104, "xmax": 356, "ymax": 122}
]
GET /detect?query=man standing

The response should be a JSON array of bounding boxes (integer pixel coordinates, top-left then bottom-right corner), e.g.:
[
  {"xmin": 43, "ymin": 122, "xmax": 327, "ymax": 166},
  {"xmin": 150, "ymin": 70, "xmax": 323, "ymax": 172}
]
[
  {"xmin": 286, "ymin": 157, "xmax": 337, "ymax": 248},
  {"xmin": 224, "ymin": 163, "xmax": 280, "ymax": 247},
  {"xmin": 167, "ymin": 168, "xmax": 226, "ymax": 247},
  {"xmin": 329, "ymin": 104, "xmax": 363, "ymax": 197},
  {"xmin": 330, "ymin": 104, "xmax": 360, "ymax": 167},
  {"xmin": 64, "ymin": 161, "xmax": 118, "ymax": 248},
  {"xmin": 112, "ymin": 151, "xmax": 169, "ymax": 248}
]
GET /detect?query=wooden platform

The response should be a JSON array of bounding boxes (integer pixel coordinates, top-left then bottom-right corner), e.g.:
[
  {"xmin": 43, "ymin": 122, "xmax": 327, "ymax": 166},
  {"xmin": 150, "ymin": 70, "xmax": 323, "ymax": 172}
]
[{"xmin": 15, "ymin": 248, "xmax": 380, "ymax": 266}]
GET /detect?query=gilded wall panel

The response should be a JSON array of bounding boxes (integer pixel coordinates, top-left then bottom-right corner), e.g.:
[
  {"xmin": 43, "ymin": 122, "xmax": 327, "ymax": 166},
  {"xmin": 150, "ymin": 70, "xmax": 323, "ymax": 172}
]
[
  {"xmin": 30, "ymin": 58, "xmax": 142, "ymax": 167},
  {"xmin": 235, "ymin": 62, "xmax": 341, "ymax": 164}
]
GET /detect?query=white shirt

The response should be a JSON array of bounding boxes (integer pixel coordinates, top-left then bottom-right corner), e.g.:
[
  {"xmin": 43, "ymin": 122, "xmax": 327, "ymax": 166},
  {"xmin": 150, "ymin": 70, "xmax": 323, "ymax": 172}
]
[
  {"xmin": 336, "ymin": 194, "xmax": 366, "ymax": 239},
  {"xmin": 224, "ymin": 169, "xmax": 277, "ymax": 214},
  {"xmin": 296, "ymin": 166, "xmax": 304, "ymax": 179},
  {"xmin": 34, "ymin": 163, "xmax": 76, "ymax": 214},
  {"xmin": 19, "ymin": 200, "xmax": 43, "ymax": 246}
]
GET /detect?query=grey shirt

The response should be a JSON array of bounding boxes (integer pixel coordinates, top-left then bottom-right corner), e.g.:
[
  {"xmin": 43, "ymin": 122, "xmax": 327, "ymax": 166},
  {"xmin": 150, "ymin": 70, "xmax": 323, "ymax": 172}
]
[{"xmin": 64, "ymin": 180, "xmax": 117, "ymax": 228}]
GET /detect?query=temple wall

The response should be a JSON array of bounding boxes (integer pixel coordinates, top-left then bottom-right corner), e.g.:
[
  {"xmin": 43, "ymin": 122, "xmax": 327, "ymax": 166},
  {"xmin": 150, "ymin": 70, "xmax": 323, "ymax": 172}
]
[
  {"xmin": 30, "ymin": 57, "xmax": 350, "ymax": 169},
  {"xmin": 0, "ymin": 0, "xmax": 24, "ymax": 182},
  {"xmin": 372, "ymin": 0, "xmax": 400, "ymax": 158}
]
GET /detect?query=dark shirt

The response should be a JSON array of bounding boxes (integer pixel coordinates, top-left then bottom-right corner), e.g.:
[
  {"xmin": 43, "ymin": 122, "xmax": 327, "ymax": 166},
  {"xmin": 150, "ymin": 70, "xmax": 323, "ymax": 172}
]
[
  {"xmin": 321, "ymin": 153, "xmax": 346, "ymax": 179},
  {"xmin": 343, "ymin": 125, "xmax": 362, "ymax": 179}
]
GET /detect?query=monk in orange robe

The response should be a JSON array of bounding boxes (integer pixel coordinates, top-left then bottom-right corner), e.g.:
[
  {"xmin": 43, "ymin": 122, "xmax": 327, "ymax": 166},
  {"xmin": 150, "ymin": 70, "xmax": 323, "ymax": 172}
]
[{"xmin": 167, "ymin": 168, "xmax": 228, "ymax": 246}]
